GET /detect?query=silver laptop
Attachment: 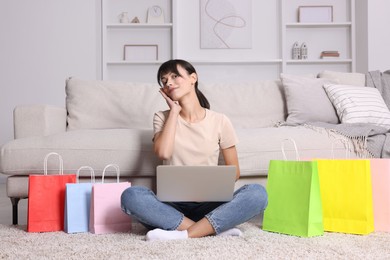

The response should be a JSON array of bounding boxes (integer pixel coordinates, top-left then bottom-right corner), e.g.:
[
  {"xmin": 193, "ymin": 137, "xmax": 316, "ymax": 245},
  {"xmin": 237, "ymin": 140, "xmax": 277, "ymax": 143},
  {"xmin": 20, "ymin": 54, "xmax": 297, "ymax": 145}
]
[{"xmin": 156, "ymin": 165, "xmax": 236, "ymax": 202}]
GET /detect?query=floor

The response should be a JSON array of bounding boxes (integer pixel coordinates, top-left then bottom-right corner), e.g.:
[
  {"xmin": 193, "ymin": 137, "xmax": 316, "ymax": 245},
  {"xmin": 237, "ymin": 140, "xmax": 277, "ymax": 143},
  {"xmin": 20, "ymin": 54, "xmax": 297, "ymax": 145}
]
[{"xmin": 0, "ymin": 181, "xmax": 27, "ymax": 226}]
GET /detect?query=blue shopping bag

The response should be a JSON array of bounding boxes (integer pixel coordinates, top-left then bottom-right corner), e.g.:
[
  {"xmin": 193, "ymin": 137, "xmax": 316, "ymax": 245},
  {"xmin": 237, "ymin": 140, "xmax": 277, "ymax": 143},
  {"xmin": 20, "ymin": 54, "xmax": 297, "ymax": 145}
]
[{"xmin": 64, "ymin": 166, "xmax": 95, "ymax": 233}]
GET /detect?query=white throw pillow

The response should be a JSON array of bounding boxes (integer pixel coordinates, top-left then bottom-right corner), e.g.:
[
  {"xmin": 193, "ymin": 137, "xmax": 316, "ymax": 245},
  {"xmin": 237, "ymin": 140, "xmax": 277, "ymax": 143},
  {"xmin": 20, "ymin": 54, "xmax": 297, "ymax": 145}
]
[{"xmin": 323, "ymin": 84, "xmax": 390, "ymax": 129}]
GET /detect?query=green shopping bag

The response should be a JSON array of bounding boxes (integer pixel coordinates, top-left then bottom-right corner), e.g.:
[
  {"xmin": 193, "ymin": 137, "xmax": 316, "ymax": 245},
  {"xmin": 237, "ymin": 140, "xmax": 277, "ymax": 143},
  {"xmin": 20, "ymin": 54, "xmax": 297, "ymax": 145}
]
[{"xmin": 262, "ymin": 139, "xmax": 323, "ymax": 237}]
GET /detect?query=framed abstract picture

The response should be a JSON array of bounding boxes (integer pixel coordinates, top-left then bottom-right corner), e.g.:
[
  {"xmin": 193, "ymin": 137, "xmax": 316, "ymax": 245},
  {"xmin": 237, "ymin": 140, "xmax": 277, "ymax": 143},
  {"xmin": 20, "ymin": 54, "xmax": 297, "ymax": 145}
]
[{"xmin": 200, "ymin": 0, "xmax": 252, "ymax": 49}]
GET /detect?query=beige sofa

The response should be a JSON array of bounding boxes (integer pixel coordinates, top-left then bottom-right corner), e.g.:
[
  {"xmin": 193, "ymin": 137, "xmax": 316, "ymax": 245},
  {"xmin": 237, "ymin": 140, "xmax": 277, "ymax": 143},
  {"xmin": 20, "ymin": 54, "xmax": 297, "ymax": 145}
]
[{"xmin": 0, "ymin": 71, "xmax": 367, "ymax": 224}]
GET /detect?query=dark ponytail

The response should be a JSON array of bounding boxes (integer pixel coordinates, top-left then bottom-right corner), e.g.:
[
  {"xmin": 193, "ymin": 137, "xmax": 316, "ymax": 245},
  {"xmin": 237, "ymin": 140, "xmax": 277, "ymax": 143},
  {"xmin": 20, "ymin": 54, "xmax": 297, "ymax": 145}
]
[
  {"xmin": 157, "ymin": 59, "xmax": 210, "ymax": 109},
  {"xmin": 195, "ymin": 88, "xmax": 210, "ymax": 109}
]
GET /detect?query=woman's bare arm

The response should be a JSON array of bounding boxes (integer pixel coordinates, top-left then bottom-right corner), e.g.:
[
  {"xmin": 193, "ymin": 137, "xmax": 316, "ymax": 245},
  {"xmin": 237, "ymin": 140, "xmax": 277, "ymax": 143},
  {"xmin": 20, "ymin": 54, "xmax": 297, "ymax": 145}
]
[
  {"xmin": 221, "ymin": 146, "xmax": 240, "ymax": 180},
  {"xmin": 153, "ymin": 90, "xmax": 181, "ymax": 160}
]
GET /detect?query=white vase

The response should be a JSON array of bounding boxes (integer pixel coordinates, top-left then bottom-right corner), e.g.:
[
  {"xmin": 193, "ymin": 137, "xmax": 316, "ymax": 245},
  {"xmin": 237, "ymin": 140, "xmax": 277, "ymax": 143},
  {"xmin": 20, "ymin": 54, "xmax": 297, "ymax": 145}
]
[{"xmin": 118, "ymin": 12, "xmax": 129, "ymax": 23}]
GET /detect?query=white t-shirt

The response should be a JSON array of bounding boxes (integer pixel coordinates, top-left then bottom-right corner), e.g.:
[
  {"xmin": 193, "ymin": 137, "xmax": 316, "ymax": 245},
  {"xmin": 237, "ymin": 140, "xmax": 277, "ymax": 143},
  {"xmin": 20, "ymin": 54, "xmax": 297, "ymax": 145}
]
[{"xmin": 153, "ymin": 109, "xmax": 238, "ymax": 166}]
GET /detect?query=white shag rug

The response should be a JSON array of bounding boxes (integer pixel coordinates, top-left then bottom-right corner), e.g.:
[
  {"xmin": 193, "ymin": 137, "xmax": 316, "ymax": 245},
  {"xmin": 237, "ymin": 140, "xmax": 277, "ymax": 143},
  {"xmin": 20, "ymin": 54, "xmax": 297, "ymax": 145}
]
[{"xmin": 1, "ymin": 222, "xmax": 390, "ymax": 260}]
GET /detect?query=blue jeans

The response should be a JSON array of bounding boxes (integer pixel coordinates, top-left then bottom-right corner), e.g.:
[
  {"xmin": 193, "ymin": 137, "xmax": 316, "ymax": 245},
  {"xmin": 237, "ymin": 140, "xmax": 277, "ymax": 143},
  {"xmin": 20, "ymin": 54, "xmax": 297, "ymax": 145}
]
[{"xmin": 121, "ymin": 184, "xmax": 268, "ymax": 234}]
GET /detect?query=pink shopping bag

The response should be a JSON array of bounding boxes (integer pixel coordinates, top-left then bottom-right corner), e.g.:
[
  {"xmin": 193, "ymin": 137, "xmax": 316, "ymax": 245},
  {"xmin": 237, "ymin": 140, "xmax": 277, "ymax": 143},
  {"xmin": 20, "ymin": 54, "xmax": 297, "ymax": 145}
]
[
  {"xmin": 370, "ymin": 159, "xmax": 390, "ymax": 232},
  {"xmin": 89, "ymin": 164, "xmax": 131, "ymax": 234}
]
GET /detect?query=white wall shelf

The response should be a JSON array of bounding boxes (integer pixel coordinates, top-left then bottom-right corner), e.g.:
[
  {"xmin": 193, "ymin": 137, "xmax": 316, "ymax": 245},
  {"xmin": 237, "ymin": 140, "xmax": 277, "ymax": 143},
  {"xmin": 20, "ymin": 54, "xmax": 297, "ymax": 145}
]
[
  {"xmin": 101, "ymin": 0, "xmax": 173, "ymax": 81},
  {"xmin": 108, "ymin": 59, "xmax": 283, "ymax": 67},
  {"xmin": 189, "ymin": 60, "xmax": 283, "ymax": 65},
  {"xmin": 106, "ymin": 23, "xmax": 173, "ymax": 29},
  {"xmin": 107, "ymin": 61, "xmax": 166, "ymax": 65},
  {"xmin": 286, "ymin": 59, "xmax": 353, "ymax": 64},
  {"xmin": 285, "ymin": 22, "xmax": 352, "ymax": 28},
  {"xmin": 101, "ymin": 0, "xmax": 355, "ymax": 81},
  {"xmin": 281, "ymin": 0, "xmax": 355, "ymax": 74}
]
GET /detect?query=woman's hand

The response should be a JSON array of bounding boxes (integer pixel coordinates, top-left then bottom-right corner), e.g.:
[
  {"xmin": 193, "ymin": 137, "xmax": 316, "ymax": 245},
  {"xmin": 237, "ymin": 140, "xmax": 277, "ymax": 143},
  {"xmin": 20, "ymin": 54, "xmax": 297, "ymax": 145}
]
[{"xmin": 159, "ymin": 89, "xmax": 182, "ymax": 115}]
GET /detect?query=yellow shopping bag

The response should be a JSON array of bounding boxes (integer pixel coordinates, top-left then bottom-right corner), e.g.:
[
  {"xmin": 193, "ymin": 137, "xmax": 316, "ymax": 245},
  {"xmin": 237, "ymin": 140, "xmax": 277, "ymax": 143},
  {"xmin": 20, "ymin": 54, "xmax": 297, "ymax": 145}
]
[{"xmin": 316, "ymin": 159, "xmax": 374, "ymax": 235}]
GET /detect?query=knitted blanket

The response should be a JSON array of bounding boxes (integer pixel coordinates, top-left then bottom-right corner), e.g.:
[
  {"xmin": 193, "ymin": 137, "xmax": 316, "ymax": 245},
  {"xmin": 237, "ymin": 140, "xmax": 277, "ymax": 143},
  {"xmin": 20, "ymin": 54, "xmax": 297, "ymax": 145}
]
[{"xmin": 306, "ymin": 122, "xmax": 390, "ymax": 158}]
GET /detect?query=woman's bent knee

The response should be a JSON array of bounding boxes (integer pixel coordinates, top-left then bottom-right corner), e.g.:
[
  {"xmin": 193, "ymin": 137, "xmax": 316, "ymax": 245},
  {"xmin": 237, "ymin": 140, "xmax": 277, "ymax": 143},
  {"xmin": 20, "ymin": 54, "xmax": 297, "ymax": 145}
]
[
  {"xmin": 246, "ymin": 184, "xmax": 268, "ymax": 211},
  {"xmin": 121, "ymin": 186, "xmax": 152, "ymax": 213}
]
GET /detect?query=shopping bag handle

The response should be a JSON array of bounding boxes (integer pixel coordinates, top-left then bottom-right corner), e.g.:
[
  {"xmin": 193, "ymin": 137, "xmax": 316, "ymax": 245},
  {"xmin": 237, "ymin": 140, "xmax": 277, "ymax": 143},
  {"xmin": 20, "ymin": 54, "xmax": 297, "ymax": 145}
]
[
  {"xmin": 43, "ymin": 152, "xmax": 64, "ymax": 175},
  {"xmin": 76, "ymin": 166, "xmax": 95, "ymax": 183},
  {"xmin": 281, "ymin": 138, "xmax": 300, "ymax": 161},
  {"xmin": 331, "ymin": 138, "xmax": 351, "ymax": 159},
  {"xmin": 101, "ymin": 164, "xmax": 120, "ymax": 183}
]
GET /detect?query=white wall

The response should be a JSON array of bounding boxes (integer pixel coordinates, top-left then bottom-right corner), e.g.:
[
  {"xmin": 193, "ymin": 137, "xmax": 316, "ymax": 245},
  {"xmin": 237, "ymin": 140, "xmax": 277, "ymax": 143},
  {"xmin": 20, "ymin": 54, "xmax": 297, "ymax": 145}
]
[
  {"xmin": 0, "ymin": 0, "xmax": 100, "ymax": 146},
  {"xmin": 356, "ymin": 0, "xmax": 390, "ymax": 73},
  {"xmin": 366, "ymin": 0, "xmax": 390, "ymax": 72}
]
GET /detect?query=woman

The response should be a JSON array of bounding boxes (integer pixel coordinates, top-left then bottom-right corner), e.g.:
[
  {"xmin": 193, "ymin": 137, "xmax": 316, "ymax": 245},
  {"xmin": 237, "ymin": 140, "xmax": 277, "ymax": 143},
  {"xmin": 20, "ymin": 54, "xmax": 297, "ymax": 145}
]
[{"xmin": 121, "ymin": 59, "xmax": 268, "ymax": 241}]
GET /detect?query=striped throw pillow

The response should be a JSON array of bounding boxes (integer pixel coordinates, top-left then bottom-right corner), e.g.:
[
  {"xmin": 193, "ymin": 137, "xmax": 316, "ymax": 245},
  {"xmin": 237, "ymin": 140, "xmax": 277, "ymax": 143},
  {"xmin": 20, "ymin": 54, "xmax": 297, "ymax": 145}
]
[{"xmin": 323, "ymin": 84, "xmax": 390, "ymax": 130}]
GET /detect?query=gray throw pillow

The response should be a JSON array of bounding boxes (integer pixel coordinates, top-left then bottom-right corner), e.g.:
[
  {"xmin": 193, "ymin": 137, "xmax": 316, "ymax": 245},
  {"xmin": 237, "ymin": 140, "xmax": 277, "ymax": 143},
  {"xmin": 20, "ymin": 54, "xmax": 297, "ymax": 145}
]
[{"xmin": 280, "ymin": 74, "xmax": 339, "ymax": 125}]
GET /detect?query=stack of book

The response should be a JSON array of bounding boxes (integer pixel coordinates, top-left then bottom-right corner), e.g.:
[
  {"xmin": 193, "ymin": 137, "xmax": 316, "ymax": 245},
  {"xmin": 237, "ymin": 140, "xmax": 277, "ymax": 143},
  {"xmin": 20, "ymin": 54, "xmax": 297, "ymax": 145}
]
[{"xmin": 320, "ymin": 51, "xmax": 340, "ymax": 59}]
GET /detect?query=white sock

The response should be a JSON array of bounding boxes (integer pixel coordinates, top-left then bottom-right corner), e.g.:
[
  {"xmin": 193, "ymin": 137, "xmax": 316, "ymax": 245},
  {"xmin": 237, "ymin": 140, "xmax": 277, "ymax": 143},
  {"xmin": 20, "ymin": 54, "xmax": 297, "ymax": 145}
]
[
  {"xmin": 146, "ymin": 228, "xmax": 188, "ymax": 241},
  {"xmin": 217, "ymin": 228, "xmax": 242, "ymax": 237}
]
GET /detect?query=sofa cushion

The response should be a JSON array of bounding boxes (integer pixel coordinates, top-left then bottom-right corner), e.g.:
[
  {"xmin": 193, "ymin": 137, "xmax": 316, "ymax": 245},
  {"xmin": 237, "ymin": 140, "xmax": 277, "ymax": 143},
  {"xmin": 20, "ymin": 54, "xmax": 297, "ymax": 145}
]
[
  {"xmin": 318, "ymin": 70, "xmax": 366, "ymax": 86},
  {"xmin": 280, "ymin": 74, "xmax": 339, "ymax": 125},
  {"xmin": 201, "ymin": 80, "xmax": 286, "ymax": 128},
  {"xmin": 66, "ymin": 78, "xmax": 167, "ymax": 130},
  {"xmin": 323, "ymin": 84, "xmax": 390, "ymax": 129},
  {"xmin": 0, "ymin": 129, "xmax": 160, "ymax": 178},
  {"xmin": 14, "ymin": 105, "xmax": 67, "ymax": 139}
]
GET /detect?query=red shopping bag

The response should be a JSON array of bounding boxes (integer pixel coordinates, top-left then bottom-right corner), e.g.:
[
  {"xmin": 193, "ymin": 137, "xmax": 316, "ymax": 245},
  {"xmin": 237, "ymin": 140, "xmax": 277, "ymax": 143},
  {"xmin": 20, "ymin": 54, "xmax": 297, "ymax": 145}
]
[
  {"xmin": 89, "ymin": 164, "xmax": 131, "ymax": 234},
  {"xmin": 27, "ymin": 152, "xmax": 76, "ymax": 232}
]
